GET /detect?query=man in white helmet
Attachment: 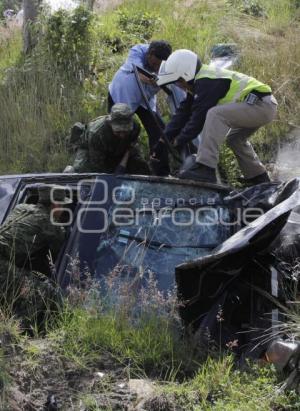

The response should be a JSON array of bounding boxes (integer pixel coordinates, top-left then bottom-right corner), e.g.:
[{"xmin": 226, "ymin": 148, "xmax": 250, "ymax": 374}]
[{"xmin": 155, "ymin": 49, "xmax": 278, "ymax": 184}]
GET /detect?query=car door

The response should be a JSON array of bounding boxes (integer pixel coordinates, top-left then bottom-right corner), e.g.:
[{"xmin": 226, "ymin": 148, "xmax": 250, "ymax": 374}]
[
  {"xmin": 3, "ymin": 173, "xmax": 98, "ymax": 218},
  {"xmin": 0, "ymin": 173, "xmax": 97, "ymax": 277}
]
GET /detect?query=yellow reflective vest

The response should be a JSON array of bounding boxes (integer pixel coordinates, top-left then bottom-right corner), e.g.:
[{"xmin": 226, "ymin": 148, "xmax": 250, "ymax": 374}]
[{"xmin": 195, "ymin": 64, "xmax": 271, "ymax": 104}]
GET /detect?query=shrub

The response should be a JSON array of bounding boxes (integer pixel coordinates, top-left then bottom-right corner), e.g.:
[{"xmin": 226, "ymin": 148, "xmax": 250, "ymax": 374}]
[
  {"xmin": 227, "ymin": 0, "xmax": 267, "ymax": 18},
  {"xmin": 293, "ymin": 0, "xmax": 300, "ymax": 9},
  {"xmin": 117, "ymin": 9, "xmax": 160, "ymax": 42},
  {"xmin": 242, "ymin": 0, "xmax": 267, "ymax": 17},
  {"xmin": 43, "ymin": 6, "xmax": 93, "ymax": 80},
  {"xmin": 95, "ymin": 9, "xmax": 160, "ymax": 55}
]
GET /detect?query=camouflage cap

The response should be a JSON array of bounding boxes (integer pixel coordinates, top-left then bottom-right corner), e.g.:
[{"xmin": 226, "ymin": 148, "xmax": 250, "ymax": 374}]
[
  {"xmin": 108, "ymin": 103, "xmax": 134, "ymax": 133},
  {"xmin": 38, "ymin": 185, "xmax": 73, "ymax": 205}
]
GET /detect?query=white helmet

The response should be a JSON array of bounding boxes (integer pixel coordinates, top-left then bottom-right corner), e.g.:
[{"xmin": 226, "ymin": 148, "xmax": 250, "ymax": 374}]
[{"xmin": 156, "ymin": 49, "xmax": 199, "ymax": 86}]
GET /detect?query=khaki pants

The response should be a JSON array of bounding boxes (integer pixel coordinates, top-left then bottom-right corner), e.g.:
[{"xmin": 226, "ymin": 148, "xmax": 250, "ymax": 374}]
[{"xmin": 196, "ymin": 95, "xmax": 278, "ymax": 178}]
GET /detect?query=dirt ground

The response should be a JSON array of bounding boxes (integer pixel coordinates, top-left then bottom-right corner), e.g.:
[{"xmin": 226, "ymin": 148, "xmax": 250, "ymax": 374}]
[
  {"xmin": 3, "ymin": 333, "xmax": 182, "ymax": 410},
  {"xmin": 5, "ymin": 339, "xmax": 138, "ymax": 410}
]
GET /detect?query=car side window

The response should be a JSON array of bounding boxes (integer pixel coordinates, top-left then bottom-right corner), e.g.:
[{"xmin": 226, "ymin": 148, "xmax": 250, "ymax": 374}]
[{"xmin": 0, "ymin": 177, "xmax": 20, "ymax": 224}]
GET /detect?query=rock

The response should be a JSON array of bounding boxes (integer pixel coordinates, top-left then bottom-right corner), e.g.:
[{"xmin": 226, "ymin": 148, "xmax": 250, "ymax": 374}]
[
  {"xmin": 95, "ymin": 371, "xmax": 105, "ymax": 379},
  {"xmin": 6, "ymin": 386, "xmax": 35, "ymax": 411},
  {"xmin": 143, "ymin": 394, "xmax": 180, "ymax": 411},
  {"xmin": 44, "ymin": 393, "xmax": 58, "ymax": 410},
  {"xmin": 128, "ymin": 379, "xmax": 155, "ymax": 410}
]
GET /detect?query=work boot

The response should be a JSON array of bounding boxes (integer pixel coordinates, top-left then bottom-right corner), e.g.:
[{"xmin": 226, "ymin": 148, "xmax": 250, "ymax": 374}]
[
  {"xmin": 244, "ymin": 172, "xmax": 271, "ymax": 186},
  {"xmin": 179, "ymin": 162, "xmax": 217, "ymax": 183}
]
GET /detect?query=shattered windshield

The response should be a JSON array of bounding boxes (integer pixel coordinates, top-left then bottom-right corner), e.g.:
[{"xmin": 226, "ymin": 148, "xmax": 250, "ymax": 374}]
[{"xmin": 74, "ymin": 178, "xmax": 233, "ymax": 291}]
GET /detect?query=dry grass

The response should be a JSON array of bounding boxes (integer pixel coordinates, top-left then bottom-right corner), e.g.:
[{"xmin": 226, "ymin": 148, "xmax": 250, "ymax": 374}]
[
  {"xmin": 223, "ymin": 15, "xmax": 300, "ymax": 127},
  {"xmin": 94, "ymin": 0, "xmax": 124, "ymax": 12},
  {"xmin": 0, "ymin": 22, "xmax": 21, "ymax": 75}
]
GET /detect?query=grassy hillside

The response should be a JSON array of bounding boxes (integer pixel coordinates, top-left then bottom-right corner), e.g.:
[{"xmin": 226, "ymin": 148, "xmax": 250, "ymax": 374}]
[
  {"xmin": 0, "ymin": 0, "xmax": 299, "ymax": 180},
  {"xmin": 0, "ymin": 1, "xmax": 300, "ymax": 409}
]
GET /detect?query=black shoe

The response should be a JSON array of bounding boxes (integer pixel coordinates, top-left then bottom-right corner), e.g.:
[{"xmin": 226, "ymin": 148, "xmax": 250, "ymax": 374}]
[
  {"xmin": 179, "ymin": 163, "xmax": 217, "ymax": 183},
  {"xmin": 244, "ymin": 172, "xmax": 271, "ymax": 186}
]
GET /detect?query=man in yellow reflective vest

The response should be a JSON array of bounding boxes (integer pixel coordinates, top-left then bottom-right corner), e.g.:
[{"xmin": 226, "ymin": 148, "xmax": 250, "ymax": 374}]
[{"xmin": 155, "ymin": 49, "xmax": 278, "ymax": 184}]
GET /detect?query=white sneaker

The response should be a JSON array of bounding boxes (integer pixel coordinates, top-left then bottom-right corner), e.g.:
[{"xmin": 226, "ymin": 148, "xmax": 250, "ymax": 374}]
[{"xmin": 63, "ymin": 165, "xmax": 75, "ymax": 173}]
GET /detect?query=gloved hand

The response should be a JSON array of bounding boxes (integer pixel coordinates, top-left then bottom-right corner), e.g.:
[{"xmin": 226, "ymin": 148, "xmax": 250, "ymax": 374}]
[
  {"xmin": 114, "ymin": 149, "xmax": 130, "ymax": 174},
  {"xmin": 173, "ymin": 135, "xmax": 187, "ymax": 149},
  {"xmin": 150, "ymin": 157, "xmax": 164, "ymax": 175},
  {"xmin": 151, "ymin": 139, "xmax": 166, "ymax": 160}
]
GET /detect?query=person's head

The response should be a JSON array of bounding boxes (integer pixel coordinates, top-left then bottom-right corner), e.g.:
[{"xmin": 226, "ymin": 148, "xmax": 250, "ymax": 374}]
[
  {"xmin": 146, "ymin": 40, "xmax": 172, "ymax": 73},
  {"xmin": 108, "ymin": 103, "xmax": 134, "ymax": 138},
  {"xmin": 156, "ymin": 49, "xmax": 201, "ymax": 89},
  {"xmin": 37, "ymin": 184, "xmax": 72, "ymax": 220}
]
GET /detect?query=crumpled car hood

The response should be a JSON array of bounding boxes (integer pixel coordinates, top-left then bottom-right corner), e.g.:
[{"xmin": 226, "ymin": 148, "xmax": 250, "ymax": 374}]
[{"xmin": 176, "ymin": 178, "xmax": 300, "ymax": 274}]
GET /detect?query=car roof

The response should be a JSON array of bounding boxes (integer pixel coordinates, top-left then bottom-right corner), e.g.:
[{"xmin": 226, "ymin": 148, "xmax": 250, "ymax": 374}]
[{"xmin": 0, "ymin": 172, "xmax": 231, "ymax": 191}]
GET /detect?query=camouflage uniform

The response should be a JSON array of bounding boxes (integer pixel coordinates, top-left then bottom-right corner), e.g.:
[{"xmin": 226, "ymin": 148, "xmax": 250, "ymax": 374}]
[
  {"xmin": 0, "ymin": 203, "xmax": 64, "ymax": 269},
  {"xmin": 72, "ymin": 104, "xmax": 150, "ymax": 174},
  {"xmin": 0, "ymin": 186, "xmax": 67, "ymax": 324}
]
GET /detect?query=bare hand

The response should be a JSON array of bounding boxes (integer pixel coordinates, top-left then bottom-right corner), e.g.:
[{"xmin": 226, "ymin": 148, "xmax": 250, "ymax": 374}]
[{"xmin": 138, "ymin": 73, "xmax": 157, "ymax": 86}]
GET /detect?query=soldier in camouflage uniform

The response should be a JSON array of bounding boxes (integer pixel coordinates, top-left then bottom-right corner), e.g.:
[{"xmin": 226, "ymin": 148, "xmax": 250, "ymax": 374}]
[
  {"xmin": 0, "ymin": 185, "xmax": 70, "ymax": 325},
  {"xmin": 70, "ymin": 103, "xmax": 150, "ymax": 174}
]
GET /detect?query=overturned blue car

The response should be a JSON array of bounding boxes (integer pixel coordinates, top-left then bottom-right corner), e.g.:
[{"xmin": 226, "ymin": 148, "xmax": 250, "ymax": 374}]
[{"xmin": 0, "ymin": 173, "xmax": 299, "ymax": 359}]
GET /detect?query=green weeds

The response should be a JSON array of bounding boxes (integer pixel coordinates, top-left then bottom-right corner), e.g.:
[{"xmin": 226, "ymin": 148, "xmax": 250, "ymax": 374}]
[
  {"xmin": 0, "ymin": 265, "xmax": 300, "ymax": 409},
  {"xmin": 21, "ymin": 341, "xmax": 43, "ymax": 373},
  {"xmin": 160, "ymin": 357, "xmax": 300, "ymax": 410},
  {"xmin": 49, "ymin": 272, "xmax": 200, "ymax": 379}
]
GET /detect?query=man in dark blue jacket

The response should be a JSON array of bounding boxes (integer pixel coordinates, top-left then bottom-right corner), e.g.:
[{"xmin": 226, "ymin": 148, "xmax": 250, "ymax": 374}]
[{"xmin": 155, "ymin": 49, "xmax": 277, "ymax": 184}]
